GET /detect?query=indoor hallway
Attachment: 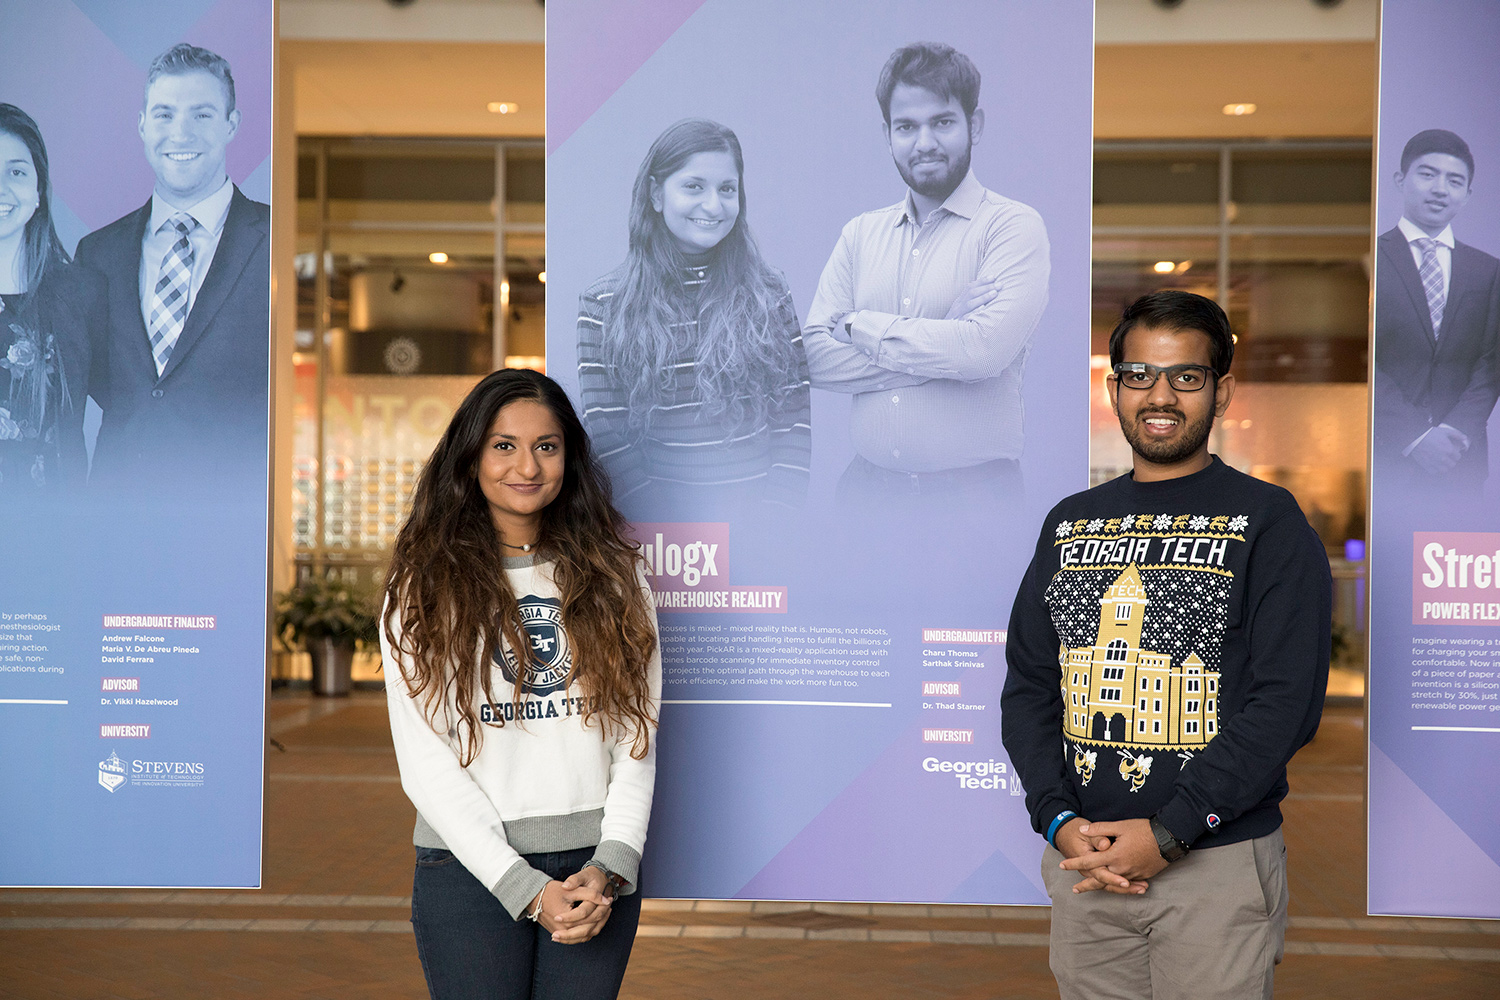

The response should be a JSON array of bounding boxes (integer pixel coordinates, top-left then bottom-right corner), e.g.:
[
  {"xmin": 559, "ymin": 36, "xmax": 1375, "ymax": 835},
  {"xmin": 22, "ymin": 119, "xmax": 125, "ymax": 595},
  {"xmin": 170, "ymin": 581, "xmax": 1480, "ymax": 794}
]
[{"xmin": 1, "ymin": 695, "xmax": 1494, "ymax": 999}]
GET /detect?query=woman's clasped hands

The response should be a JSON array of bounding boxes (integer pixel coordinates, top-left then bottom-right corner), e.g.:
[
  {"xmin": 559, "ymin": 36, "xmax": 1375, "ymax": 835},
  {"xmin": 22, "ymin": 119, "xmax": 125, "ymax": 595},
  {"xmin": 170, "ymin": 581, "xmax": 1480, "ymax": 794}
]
[{"xmin": 529, "ymin": 866, "xmax": 616, "ymax": 944}]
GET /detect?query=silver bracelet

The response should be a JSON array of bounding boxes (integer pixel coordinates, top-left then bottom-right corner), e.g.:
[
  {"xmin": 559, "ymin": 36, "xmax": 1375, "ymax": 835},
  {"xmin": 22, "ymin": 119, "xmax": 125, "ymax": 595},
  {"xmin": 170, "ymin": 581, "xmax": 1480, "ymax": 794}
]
[{"xmin": 525, "ymin": 887, "xmax": 545, "ymax": 922}]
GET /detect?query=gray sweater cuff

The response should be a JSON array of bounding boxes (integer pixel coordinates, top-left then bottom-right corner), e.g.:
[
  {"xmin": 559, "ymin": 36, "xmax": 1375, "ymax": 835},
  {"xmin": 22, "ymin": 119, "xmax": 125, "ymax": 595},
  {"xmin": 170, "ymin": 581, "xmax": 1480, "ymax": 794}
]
[
  {"xmin": 492, "ymin": 858, "xmax": 552, "ymax": 921},
  {"xmin": 585, "ymin": 839, "xmax": 643, "ymax": 896}
]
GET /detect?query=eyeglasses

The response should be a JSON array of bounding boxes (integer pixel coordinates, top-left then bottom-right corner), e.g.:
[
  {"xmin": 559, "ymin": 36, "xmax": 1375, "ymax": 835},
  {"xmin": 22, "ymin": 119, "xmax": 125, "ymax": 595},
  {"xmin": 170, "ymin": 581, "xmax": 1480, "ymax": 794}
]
[{"xmin": 1111, "ymin": 363, "xmax": 1216, "ymax": 392}]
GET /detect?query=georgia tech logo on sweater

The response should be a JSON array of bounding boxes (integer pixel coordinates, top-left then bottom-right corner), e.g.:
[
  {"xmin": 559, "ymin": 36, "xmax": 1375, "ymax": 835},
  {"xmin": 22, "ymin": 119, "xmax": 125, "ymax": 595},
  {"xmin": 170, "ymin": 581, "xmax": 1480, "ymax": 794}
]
[{"xmin": 496, "ymin": 596, "xmax": 573, "ymax": 696}]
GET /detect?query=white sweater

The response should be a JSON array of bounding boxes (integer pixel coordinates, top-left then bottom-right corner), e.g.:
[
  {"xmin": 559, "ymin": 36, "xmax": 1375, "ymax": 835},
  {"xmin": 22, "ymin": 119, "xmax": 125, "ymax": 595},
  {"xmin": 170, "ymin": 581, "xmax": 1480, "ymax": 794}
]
[{"xmin": 382, "ymin": 555, "xmax": 661, "ymax": 919}]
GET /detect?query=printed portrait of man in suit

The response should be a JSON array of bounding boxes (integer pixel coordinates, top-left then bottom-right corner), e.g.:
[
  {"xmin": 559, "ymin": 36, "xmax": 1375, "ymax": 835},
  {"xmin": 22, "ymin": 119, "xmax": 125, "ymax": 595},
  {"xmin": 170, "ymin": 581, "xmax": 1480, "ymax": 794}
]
[
  {"xmin": 75, "ymin": 42, "xmax": 270, "ymax": 490},
  {"xmin": 1373, "ymin": 129, "xmax": 1500, "ymax": 497}
]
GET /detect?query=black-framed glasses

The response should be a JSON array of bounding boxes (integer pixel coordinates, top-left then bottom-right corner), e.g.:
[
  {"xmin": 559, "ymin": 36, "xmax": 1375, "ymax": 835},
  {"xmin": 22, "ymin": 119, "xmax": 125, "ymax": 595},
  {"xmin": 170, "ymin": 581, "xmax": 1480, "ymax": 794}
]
[{"xmin": 1111, "ymin": 362, "xmax": 1216, "ymax": 392}]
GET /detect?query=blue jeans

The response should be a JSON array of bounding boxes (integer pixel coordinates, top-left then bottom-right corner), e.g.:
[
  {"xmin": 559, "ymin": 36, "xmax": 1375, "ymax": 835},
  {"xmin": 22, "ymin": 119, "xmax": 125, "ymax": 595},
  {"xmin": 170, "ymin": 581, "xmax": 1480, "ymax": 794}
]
[{"xmin": 411, "ymin": 845, "xmax": 642, "ymax": 1000}]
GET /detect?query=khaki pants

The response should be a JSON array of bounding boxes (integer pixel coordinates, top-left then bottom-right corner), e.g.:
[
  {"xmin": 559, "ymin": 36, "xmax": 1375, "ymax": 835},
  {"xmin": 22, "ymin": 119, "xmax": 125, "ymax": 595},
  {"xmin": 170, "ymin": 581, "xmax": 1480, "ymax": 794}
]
[{"xmin": 1041, "ymin": 829, "xmax": 1288, "ymax": 1000}]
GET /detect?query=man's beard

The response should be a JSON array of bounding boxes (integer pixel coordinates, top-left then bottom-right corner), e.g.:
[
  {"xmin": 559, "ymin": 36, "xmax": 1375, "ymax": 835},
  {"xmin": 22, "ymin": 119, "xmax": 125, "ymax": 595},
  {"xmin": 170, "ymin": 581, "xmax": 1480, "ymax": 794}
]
[
  {"xmin": 896, "ymin": 143, "xmax": 972, "ymax": 202},
  {"xmin": 1118, "ymin": 405, "xmax": 1215, "ymax": 466}
]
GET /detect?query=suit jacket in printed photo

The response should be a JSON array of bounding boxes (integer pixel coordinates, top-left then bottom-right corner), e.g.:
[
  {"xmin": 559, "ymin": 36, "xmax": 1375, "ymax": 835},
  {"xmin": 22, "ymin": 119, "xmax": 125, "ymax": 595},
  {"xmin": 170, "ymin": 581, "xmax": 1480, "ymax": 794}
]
[
  {"xmin": 1372, "ymin": 226, "xmax": 1500, "ymax": 488},
  {"xmin": 74, "ymin": 187, "xmax": 270, "ymax": 491}
]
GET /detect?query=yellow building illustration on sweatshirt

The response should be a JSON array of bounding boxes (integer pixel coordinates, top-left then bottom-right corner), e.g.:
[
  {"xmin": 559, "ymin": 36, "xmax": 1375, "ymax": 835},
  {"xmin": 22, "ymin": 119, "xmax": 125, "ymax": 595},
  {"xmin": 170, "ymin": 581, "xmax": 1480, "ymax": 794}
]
[{"xmin": 1059, "ymin": 565, "xmax": 1219, "ymax": 748}]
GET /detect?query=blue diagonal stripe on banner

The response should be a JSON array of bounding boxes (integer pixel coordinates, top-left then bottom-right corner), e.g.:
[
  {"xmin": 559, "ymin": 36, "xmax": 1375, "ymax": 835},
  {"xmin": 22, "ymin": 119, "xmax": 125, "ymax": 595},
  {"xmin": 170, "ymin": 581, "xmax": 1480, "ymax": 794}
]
[
  {"xmin": 50, "ymin": 197, "xmax": 91, "ymax": 260},
  {"xmin": 70, "ymin": 0, "xmax": 221, "ymax": 68}
]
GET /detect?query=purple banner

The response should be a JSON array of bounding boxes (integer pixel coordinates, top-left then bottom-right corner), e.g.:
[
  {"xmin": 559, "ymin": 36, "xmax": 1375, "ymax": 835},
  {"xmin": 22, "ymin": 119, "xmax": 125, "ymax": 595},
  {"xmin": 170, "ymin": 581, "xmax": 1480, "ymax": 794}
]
[
  {"xmin": 1368, "ymin": 0, "xmax": 1500, "ymax": 919},
  {"xmin": 0, "ymin": 0, "xmax": 272, "ymax": 888},
  {"xmin": 547, "ymin": 0, "xmax": 1094, "ymax": 902}
]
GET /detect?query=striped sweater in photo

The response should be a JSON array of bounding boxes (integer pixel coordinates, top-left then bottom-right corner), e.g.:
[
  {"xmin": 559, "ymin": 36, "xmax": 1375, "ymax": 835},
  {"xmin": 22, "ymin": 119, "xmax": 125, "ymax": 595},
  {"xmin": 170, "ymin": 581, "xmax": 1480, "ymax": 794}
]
[{"xmin": 576, "ymin": 263, "xmax": 811, "ymax": 509}]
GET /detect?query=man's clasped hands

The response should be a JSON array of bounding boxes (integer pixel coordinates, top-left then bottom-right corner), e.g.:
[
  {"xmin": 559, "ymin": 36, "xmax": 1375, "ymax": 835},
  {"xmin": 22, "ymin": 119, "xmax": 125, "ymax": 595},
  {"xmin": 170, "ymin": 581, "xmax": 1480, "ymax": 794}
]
[{"xmin": 1054, "ymin": 817, "xmax": 1171, "ymax": 895}]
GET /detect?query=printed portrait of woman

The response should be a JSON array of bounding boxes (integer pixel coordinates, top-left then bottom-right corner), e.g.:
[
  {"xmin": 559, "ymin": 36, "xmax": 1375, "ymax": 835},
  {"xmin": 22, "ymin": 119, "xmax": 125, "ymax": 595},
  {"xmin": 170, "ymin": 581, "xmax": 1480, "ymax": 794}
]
[
  {"xmin": 576, "ymin": 118, "xmax": 811, "ymax": 518},
  {"xmin": 0, "ymin": 104, "xmax": 97, "ymax": 493}
]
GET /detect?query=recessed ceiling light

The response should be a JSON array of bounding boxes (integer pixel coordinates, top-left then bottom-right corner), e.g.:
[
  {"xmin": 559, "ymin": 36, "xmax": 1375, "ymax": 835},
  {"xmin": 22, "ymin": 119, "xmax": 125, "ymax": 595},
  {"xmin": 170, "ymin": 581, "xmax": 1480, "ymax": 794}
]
[
  {"xmin": 538, "ymin": 271, "xmax": 546, "ymax": 283},
  {"xmin": 1153, "ymin": 261, "xmax": 1175, "ymax": 273},
  {"xmin": 487, "ymin": 102, "xmax": 519, "ymax": 114},
  {"xmin": 428, "ymin": 252, "xmax": 449, "ymax": 264},
  {"xmin": 1223, "ymin": 103, "xmax": 1257, "ymax": 116}
]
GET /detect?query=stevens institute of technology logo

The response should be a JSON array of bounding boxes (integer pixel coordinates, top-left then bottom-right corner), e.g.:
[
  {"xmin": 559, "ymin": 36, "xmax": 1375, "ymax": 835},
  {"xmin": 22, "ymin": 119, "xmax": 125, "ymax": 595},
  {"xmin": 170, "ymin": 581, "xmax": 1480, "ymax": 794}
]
[
  {"xmin": 98, "ymin": 751, "xmax": 126, "ymax": 792},
  {"xmin": 496, "ymin": 596, "xmax": 573, "ymax": 696}
]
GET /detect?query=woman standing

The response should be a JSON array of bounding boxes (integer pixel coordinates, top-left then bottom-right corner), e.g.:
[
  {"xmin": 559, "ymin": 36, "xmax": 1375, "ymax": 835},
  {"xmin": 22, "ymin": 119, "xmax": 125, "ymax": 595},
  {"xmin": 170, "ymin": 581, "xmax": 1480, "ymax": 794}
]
[
  {"xmin": 0, "ymin": 104, "xmax": 96, "ymax": 491},
  {"xmin": 577, "ymin": 118, "xmax": 810, "ymax": 516},
  {"xmin": 382, "ymin": 368, "xmax": 661, "ymax": 1000}
]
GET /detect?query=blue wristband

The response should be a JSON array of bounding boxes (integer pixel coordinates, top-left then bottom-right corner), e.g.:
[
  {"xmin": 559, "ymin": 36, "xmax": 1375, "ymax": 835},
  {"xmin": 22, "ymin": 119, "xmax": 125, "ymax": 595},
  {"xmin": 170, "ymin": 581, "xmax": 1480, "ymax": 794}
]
[{"xmin": 1047, "ymin": 810, "xmax": 1078, "ymax": 848}]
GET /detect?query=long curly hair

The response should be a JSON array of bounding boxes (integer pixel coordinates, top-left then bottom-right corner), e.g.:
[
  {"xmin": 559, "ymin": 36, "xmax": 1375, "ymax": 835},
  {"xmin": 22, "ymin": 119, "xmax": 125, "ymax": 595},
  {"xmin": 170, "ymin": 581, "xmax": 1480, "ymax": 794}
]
[
  {"xmin": 0, "ymin": 104, "xmax": 74, "ymax": 430},
  {"xmin": 0, "ymin": 104, "xmax": 69, "ymax": 294},
  {"xmin": 383, "ymin": 369, "xmax": 657, "ymax": 766},
  {"xmin": 605, "ymin": 118, "xmax": 801, "ymax": 435}
]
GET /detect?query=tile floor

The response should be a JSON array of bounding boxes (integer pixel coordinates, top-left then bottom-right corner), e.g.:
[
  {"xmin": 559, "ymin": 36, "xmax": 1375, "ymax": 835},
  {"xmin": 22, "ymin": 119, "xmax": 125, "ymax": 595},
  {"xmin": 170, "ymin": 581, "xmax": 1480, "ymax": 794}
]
[{"xmin": 1, "ymin": 695, "xmax": 1494, "ymax": 999}]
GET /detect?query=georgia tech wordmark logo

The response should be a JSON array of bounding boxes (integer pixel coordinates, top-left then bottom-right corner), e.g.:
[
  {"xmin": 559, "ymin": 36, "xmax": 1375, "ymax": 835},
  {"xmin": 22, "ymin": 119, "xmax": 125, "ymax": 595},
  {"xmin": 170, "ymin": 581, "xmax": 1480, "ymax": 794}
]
[
  {"xmin": 99, "ymin": 750, "xmax": 126, "ymax": 792},
  {"xmin": 496, "ymin": 596, "xmax": 573, "ymax": 696}
]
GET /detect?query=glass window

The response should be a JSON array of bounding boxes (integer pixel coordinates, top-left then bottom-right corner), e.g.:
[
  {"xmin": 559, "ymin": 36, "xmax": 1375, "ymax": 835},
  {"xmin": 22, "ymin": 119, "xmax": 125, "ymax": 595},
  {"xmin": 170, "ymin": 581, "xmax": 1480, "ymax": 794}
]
[
  {"xmin": 1229, "ymin": 148, "xmax": 1371, "ymax": 227},
  {"xmin": 1094, "ymin": 150, "xmax": 1220, "ymax": 226},
  {"xmin": 1092, "ymin": 143, "xmax": 1372, "ymax": 701},
  {"xmin": 293, "ymin": 138, "xmax": 545, "ymax": 587}
]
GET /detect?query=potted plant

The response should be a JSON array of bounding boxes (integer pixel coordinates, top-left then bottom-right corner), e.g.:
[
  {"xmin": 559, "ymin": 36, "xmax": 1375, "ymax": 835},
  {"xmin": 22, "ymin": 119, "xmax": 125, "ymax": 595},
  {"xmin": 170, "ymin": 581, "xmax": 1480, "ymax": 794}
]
[{"xmin": 274, "ymin": 575, "xmax": 380, "ymax": 696}]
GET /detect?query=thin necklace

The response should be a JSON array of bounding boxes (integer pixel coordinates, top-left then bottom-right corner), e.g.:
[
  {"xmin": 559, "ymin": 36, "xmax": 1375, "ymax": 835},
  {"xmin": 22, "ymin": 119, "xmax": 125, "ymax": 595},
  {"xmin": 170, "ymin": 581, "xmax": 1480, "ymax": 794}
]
[{"xmin": 500, "ymin": 540, "xmax": 536, "ymax": 553}]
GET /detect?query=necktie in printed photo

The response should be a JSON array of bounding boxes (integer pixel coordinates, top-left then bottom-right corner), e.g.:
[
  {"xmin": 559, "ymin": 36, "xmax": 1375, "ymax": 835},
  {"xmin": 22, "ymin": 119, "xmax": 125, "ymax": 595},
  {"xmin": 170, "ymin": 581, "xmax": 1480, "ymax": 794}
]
[
  {"xmin": 1413, "ymin": 236, "xmax": 1446, "ymax": 338},
  {"xmin": 148, "ymin": 212, "xmax": 196, "ymax": 376}
]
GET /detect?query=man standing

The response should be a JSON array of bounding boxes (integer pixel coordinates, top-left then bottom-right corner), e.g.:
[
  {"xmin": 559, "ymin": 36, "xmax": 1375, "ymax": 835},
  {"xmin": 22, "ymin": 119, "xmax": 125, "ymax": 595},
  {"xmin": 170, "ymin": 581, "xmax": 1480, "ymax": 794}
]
[
  {"xmin": 77, "ymin": 43, "xmax": 269, "ymax": 488},
  {"xmin": 1001, "ymin": 291, "xmax": 1330, "ymax": 1000},
  {"xmin": 803, "ymin": 41, "xmax": 1049, "ymax": 508},
  {"xmin": 1373, "ymin": 129, "xmax": 1500, "ymax": 493}
]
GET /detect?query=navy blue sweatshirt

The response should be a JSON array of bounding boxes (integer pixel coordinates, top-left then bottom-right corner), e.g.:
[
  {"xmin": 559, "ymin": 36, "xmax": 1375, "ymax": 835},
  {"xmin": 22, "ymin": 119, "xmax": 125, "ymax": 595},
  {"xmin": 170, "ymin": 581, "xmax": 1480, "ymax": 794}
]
[{"xmin": 1001, "ymin": 457, "xmax": 1331, "ymax": 849}]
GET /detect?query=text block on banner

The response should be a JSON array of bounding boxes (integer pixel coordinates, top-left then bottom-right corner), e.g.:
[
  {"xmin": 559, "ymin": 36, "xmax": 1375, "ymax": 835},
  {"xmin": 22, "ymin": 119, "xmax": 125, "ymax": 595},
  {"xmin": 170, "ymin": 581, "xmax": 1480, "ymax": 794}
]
[{"xmin": 1412, "ymin": 532, "xmax": 1500, "ymax": 625}]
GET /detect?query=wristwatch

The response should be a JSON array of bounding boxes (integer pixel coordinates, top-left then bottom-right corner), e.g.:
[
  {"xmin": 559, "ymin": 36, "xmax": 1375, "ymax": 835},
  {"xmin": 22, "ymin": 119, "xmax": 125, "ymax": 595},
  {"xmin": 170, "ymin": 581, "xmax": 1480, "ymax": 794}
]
[
  {"xmin": 586, "ymin": 860, "xmax": 629, "ymax": 898},
  {"xmin": 1149, "ymin": 814, "xmax": 1189, "ymax": 863}
]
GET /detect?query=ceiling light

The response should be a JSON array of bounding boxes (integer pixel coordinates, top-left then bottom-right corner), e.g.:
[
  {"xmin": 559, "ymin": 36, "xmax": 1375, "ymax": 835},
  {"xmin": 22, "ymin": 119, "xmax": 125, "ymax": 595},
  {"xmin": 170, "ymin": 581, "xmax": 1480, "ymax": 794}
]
[
  {"xmin": 1175, "ymin": 260, "xmax": 1193, "ymax": 274},
  {"xmin": 1153, "ymin": 261, "xmax": 1175, "ymax": 273},
  {"xmin": 537, "ymin": 271, "xmax": 546, "ymax": 283},
  {"xmin": 487, "ymin": 102, "xmax": 519, "ymax": 114},
  {"xmin": 1223, "ymin": 103, "xmax": 1257, "ymax": 116},
  {"xmin": 428, "ymin": 252, "xmax": 449, "ymax": 264}
]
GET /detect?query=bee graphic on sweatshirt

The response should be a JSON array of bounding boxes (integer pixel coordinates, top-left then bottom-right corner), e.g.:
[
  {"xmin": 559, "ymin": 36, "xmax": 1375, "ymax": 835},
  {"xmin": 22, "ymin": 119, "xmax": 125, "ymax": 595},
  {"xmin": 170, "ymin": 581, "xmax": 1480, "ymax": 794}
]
[
  {"xmin": 1072, "ymin": 743, "xmax": 1098, "ymax": 785},
  {"xmin": 1117, "ymin": 748, "xmax": 1153, "ymax": 792}
]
